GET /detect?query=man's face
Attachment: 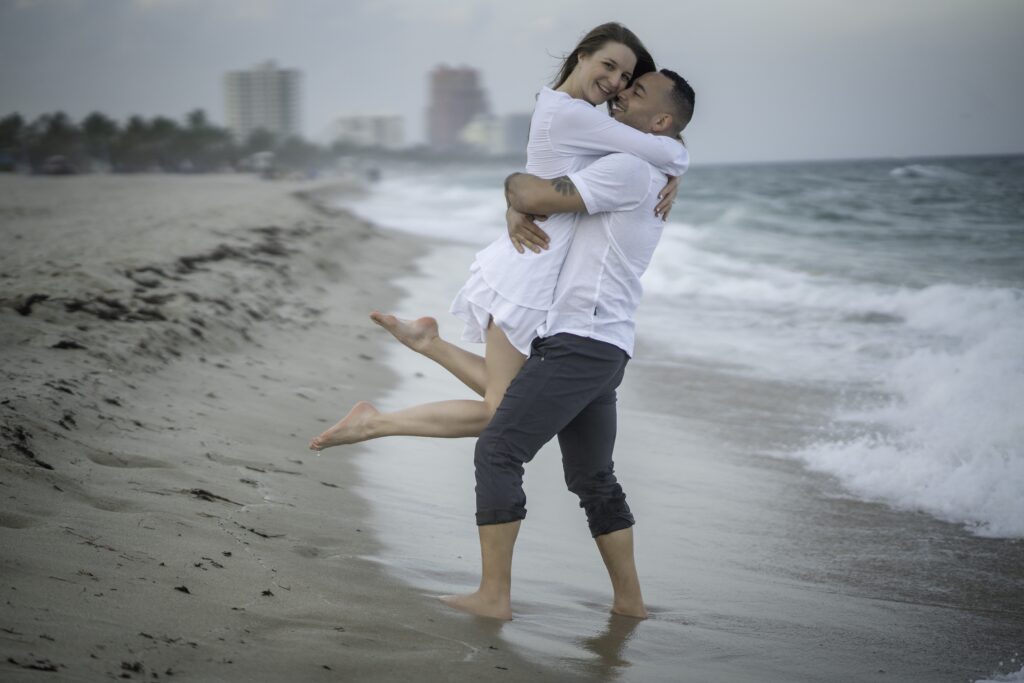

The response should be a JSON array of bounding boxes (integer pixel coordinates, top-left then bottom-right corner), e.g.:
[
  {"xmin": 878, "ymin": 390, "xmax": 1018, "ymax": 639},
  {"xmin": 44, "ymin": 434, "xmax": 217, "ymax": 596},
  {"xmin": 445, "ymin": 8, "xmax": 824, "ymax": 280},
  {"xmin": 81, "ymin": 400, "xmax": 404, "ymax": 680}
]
[{"xmin": 609, "ymin": 72, "xmax": 672, "ymax": 133}]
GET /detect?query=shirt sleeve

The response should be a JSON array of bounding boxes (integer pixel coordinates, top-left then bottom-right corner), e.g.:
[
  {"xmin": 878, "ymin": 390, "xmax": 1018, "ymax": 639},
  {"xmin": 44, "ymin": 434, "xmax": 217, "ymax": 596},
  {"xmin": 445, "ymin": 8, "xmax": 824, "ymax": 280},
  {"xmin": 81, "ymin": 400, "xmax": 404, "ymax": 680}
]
[
  {"xmin": 568, "ymin": 154, "xmax": 653, "ymax": 215},
  {"xmin": 550, "ymin": 101, "xmax": 690, "ymax": 176}
]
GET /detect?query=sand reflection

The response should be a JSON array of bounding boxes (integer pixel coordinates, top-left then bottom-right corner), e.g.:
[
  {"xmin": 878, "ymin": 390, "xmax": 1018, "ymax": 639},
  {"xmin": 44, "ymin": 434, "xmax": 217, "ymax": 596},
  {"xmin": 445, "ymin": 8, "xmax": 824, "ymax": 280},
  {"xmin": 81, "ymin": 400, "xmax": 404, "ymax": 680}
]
[{"xmin": 575, "ymin": 613, "xmax": 642, "ymax": 679}]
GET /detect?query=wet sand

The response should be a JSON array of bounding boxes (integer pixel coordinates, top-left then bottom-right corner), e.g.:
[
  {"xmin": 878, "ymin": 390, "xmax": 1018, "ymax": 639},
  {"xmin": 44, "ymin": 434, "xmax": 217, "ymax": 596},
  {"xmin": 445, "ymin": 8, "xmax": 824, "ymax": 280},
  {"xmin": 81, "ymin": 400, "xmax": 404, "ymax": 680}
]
[
  {"xmin": 348, "ymin": 243, "xmax": 1024, "ymax": 683},
  {"xmin": 0, "ymin": 174, "xmax": 585, "ymax": 681}
]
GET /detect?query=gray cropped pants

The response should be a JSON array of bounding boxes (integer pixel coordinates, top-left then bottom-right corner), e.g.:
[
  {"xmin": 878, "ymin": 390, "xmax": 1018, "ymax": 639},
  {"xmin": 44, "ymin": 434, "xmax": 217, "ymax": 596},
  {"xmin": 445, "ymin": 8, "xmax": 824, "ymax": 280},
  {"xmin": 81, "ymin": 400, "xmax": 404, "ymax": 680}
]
[{"xmin": 474, "ymin": 333, "xmax": 635, "ymax": 537}]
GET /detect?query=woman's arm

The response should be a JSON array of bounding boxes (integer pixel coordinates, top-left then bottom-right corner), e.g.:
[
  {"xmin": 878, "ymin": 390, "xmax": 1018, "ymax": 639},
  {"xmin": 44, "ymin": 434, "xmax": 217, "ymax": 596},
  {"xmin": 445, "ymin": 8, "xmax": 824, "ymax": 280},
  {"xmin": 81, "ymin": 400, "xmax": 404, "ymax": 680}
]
[
  {"xmin": 655, "ymin": 175, "xmax": 680, "ymax": 221},
  {"xmin": 550, "ymin": 102, "xmax": 689, "ymax": 176},
  {"xmin": 505, "ymin": 206, "xmax": 550, "ymax": 254}
]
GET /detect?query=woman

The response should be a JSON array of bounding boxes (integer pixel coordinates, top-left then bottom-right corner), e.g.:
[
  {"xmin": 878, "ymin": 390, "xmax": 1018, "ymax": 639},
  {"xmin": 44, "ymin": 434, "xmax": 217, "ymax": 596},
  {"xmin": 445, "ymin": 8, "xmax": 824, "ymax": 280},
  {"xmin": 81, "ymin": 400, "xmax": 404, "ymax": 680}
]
[{"xmin": 310, "ymin": 22, "xmax": 688, "ymax": 451}]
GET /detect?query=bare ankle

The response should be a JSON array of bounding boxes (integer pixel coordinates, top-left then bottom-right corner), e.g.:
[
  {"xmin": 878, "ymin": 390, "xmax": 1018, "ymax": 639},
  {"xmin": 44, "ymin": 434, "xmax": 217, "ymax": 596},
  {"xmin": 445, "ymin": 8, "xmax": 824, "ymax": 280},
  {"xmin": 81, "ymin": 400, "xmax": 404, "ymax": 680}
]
[
  {"xmin": 478, "ymin": 586, "xmax": 511, "ymax": 604},
  {"xmin": 611, "ymin": 587, "xmax": 647, "ymax": 619},
  {"xmin": 612, "ymin": 599, "xmax": 648, "ymax": 619},
  {"xmin": 360, "ymin": 414, "xmax": 381, "ymax": 440},
  {"xmin": 422, "ymin": 336, "xmax": 449, "ymax": 361},
  {"xmin": 440, "ymin": 590, "xmax": 512, "ymax": 620}
]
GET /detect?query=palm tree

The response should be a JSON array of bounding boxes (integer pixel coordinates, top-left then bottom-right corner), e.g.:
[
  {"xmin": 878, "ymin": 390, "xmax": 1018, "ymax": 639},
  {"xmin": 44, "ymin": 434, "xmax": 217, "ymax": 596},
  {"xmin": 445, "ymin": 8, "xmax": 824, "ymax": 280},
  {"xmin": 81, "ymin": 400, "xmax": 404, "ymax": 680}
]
[
  {"xmin": 81, "ymin": 111, "xmax": 119, "ymax": 165},
  {"xmin": 147, "ymin": 116, "xmax": 181, "ymax": 170},
  {"xmin": 0, "ymin": 113, "xmax": 24, "ymax": 170},
  {"xmin": 22, "ymin": 112, "xmax": 81, "ymax": 170}
]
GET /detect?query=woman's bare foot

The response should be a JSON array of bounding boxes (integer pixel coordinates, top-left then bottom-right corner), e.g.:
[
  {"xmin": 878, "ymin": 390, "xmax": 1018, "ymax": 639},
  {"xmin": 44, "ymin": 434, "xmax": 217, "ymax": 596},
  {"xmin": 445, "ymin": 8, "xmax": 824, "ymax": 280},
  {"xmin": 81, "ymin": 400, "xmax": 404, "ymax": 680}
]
[
  {"xmin": 439, "ymin": 591, "xmax": 512, "ymax": 621},
  {"xmin": 308, "ymin": 401, "xmax": 379, "ymax": 451},
  {"xmin": 369, "ymin": 311, "xmax": 439, "ymax": 354}
]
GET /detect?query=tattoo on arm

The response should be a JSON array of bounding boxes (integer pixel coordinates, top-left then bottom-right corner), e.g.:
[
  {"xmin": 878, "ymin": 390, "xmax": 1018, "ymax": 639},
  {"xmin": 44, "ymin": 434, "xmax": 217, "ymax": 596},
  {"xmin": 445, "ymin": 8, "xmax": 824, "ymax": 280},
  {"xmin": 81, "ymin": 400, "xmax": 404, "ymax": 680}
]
[{"xmin": 550, "ymin": 176, "xmax": 578, "ymax": 197}]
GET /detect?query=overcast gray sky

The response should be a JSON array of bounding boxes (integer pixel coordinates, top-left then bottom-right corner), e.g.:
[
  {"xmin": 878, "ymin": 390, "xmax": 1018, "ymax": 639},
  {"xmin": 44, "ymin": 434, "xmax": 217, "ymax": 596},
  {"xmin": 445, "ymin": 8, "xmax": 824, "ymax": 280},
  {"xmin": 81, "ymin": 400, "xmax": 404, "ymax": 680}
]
[{"xmin": 2, "ymin": 0, "xmax": 1022, "ymax": 163}]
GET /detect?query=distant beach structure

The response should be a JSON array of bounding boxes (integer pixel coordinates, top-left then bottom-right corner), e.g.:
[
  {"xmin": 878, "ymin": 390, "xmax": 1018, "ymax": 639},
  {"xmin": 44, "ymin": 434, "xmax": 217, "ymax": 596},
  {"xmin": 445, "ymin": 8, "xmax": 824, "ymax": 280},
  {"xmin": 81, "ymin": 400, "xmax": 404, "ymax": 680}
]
[
  {"xmin": 224, "ymin": 60, "xmax": 302, "ymax": 144},
  {"xmin": 426, "ymin": 65, "xmax": 489, "ymax": 152}
]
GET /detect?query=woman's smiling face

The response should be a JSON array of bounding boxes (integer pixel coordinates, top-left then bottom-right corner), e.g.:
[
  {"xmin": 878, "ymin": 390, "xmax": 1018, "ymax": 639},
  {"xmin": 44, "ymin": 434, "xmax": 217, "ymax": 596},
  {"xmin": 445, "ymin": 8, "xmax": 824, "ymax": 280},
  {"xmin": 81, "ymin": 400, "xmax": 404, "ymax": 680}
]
[{"xmin": 574, "ymin": 41, "xmax": 637, "ymax": 105}]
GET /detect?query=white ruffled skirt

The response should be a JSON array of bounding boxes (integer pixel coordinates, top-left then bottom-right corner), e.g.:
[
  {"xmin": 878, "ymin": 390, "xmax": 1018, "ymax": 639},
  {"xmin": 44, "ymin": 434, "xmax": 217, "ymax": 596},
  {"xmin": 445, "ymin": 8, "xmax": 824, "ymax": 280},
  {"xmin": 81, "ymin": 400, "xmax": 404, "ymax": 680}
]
[{"xmin": 449, "ymin": 262, "xmax": 547, "ymax": 357}]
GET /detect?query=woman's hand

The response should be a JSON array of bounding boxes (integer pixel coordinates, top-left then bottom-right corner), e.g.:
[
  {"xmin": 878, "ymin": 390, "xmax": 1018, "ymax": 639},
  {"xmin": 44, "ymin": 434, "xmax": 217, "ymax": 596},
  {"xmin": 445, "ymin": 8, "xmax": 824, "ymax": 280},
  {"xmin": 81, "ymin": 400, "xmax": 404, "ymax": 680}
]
[
  {"xmin": 507, "ymin": 206, "xmax": 550, "ymax": 254},
  {"xmin": 655, "ymin": 175, "xmax": 680, "ymax": 222}
]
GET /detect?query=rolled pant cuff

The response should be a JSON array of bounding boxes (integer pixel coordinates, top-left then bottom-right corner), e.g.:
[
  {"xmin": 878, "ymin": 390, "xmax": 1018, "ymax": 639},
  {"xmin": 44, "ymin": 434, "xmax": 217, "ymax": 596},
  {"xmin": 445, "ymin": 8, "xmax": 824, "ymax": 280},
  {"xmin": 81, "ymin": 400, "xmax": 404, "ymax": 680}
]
[
  {"xmin": 476, "ymin": 508, "xmax": 526, "ymax": 526},
  {"xmin": 589, "ymin": 513, "xmax": 636, "ymax": 538}
]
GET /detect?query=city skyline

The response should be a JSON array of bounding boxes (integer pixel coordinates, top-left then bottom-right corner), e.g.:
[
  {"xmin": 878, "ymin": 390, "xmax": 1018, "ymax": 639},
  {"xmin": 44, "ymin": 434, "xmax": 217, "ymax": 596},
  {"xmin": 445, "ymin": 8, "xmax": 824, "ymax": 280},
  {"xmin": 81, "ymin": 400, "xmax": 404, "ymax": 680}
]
[{"xmin": 1, "ymin": 1, "xmax": 1022, "ymax": 164}]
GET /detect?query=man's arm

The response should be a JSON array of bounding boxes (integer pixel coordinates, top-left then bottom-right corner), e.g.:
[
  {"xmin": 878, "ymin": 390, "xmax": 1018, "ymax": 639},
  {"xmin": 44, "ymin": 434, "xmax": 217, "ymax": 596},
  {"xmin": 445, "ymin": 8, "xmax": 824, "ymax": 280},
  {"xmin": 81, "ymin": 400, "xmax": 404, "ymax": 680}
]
[{"xmin": 504, "ymin": 173, "xmax": 587, "ymax": 216}]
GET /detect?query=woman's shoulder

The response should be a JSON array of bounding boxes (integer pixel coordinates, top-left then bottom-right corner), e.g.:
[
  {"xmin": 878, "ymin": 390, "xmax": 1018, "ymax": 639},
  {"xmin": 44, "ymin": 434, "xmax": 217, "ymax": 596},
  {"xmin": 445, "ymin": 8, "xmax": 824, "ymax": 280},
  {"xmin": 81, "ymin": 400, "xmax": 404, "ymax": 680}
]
[
  {"xmin": 537, "ymin": 87, "xmax": 574, "ymax": 110},
  {"xmin": 546, "ymin": 92, "xmax": 601, "ymax": 123}
]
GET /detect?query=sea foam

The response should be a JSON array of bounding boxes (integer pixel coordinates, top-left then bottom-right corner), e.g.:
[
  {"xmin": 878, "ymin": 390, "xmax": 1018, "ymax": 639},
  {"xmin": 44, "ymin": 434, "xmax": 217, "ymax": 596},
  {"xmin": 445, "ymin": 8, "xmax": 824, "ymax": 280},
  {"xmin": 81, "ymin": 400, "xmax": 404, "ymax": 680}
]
[
  {"xmin": 793, "ymin": 285, "xmax": 1024, "ymax": 537},
  {"xmin": 643, "ymin": 218, "xmax": 1024, "ymax": 537},
  {"xmin": 889, "ymin": 163, "xmax": 970, "ymax": 180},
  {"xmin": 975, "ymin": 664, "xmax": 1024, "ymax": 683}
]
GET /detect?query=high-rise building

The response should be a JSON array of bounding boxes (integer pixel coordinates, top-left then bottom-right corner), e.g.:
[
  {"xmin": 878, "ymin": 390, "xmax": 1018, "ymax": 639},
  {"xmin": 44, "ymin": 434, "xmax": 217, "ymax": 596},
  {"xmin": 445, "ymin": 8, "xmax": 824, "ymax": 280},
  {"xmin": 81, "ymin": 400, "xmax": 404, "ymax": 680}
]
[
  {"xmin": 224, "ymin": 61, "xmax": 301, "ymax": 144},
  {"xmin": 426, "ymin": 65, "xmax": 489, "ymax": 151},
  {"xmin": 331, "ymin": 115, "xmax": 404, "ymax": 150}
]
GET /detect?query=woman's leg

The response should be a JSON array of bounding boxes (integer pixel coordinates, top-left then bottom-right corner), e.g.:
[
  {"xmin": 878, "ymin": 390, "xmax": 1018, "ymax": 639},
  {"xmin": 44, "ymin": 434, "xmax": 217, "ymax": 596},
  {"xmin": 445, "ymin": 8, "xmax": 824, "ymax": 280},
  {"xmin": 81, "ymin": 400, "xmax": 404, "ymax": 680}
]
[
  {"xmin": 370, "ymin": 311, "xmax": 487, "ymax": 397},
  {"xmin": 309, "ymin": 321, "xmax": 525, "ymax": 451},
  {"xmin": 481, "ymin": 319, "xmax": 526, "ymax": 414}
]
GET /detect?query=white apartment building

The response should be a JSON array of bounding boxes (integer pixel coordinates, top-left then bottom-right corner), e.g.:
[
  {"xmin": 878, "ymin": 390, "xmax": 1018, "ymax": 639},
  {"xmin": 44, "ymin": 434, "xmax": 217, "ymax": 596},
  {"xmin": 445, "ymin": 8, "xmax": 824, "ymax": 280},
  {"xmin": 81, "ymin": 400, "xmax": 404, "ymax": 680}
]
[
  {"xmin": 459, "ymin": 114, "xmax": 504, "ymax": 155},
  {"xmin": 460, "ymin": 113, "xmax": 533, "ymax": 156},
  {"xmin": 331, "ymin": 115, "xmax": 404, "ymax": 150},
  {"xmin": 224, "ymin": 61, "xmax": 301, "ymax": 144}
]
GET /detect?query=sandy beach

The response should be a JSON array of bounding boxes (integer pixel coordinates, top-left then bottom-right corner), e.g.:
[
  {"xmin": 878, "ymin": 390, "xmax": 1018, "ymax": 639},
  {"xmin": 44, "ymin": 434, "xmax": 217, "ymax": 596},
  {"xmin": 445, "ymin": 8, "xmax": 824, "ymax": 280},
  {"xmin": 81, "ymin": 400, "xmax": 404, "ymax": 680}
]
[
  {"xmin": 0, "ymin": 174, "xmax": 584, "ymax": 682},
  {"xmin": 2, "ymin": 171, "xmax": 1022, "ymax": 683}
]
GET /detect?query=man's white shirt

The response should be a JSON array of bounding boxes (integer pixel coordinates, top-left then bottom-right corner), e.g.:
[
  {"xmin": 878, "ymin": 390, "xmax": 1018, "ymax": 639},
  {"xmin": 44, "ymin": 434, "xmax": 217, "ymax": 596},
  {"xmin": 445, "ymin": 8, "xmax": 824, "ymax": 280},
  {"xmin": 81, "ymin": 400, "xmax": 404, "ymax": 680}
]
[{"xmin": 538, "ymin": 152, "xmax": 669, "ymax": 357}]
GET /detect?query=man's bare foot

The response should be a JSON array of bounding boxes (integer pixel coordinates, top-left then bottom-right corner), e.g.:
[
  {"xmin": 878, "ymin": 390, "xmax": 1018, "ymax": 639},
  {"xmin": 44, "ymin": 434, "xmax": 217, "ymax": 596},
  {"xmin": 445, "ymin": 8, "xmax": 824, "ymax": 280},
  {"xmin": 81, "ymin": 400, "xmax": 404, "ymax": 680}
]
[
  {"xmin": 308, "ymin": 401, "xmax": 379, "ymax": 451},
  {"xmin": 369, "ymin": 311, "xmax": 439, "ymax": 355},
  {"xmin": 610, "ymin": 599, "xmax": 648, "ymax": 620},
  {"xmin": 439, "ymin": 591, "xmax": 512, "ymax": 621}
]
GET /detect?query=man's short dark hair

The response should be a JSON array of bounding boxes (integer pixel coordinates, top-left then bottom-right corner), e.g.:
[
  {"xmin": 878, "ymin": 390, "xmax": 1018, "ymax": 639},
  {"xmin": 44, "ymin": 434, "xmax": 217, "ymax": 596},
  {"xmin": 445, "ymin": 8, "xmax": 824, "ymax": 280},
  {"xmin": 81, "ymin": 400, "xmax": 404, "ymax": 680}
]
[{"xmin": 659, "ymin": 69, "xmax": 695, "ymax": 136}]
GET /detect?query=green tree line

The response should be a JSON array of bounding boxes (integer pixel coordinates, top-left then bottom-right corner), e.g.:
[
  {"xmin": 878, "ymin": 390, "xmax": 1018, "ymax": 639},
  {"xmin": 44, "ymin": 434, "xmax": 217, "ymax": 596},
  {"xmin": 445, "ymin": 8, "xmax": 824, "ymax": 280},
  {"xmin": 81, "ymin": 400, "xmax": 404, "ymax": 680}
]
[{"xmin": 0, "ymin": 109, "xmax": 332, "ymax": 173}]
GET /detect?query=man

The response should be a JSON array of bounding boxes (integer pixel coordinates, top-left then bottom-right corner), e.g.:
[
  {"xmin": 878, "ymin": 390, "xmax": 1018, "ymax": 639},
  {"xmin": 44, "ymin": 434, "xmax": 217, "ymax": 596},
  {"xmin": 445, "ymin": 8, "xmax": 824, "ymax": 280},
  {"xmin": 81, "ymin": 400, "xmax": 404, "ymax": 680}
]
[{"xmin": 442, "ymin": 69, "xmax": 696, "ymax": 621}]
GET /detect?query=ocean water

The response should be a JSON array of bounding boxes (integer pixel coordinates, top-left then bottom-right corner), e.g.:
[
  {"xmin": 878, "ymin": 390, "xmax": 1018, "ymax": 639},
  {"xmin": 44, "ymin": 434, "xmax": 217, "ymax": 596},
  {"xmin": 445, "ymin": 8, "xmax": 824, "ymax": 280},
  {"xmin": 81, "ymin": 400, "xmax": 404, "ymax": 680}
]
[
  {"xmin": 345, "ymin": 155, "xmax": 1024, "ymax": 539},
  {"xmin": 336, "ymin": 155, "xmax": 1024, "ymax": 681}
]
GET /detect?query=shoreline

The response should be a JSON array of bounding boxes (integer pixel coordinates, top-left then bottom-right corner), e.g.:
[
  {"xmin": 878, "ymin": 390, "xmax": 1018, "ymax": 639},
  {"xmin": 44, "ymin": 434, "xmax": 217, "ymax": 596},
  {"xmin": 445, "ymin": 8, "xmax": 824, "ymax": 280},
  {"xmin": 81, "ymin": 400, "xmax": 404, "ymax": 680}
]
[
  {"xmin": 331, "ymin": 184, "xmax": 1024, "ymax": 682},
  {"xmin": 0, "ymin": 174, "xmax": 582, "ymax": 681}
]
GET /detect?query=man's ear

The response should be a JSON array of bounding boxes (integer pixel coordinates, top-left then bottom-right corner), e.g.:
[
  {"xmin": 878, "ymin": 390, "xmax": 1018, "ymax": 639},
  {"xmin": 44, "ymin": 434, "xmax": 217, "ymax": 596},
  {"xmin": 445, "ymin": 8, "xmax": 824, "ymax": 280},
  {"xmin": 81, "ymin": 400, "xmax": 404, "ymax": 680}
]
[{"xmin": 651, "ymin": 113, "xmax": 674, "ymax": 133}]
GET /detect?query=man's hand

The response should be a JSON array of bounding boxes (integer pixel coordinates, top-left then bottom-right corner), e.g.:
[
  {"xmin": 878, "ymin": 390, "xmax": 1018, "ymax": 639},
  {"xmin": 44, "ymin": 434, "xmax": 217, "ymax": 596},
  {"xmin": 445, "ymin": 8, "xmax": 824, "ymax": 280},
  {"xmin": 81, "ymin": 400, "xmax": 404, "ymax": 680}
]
[
  {"xmin": 506, "ymin": 206, "xmax": 550, "ymax": 254},
  {"xmin": 655, "ymin": 175, "xmax": 680, "ymax": 221}
]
